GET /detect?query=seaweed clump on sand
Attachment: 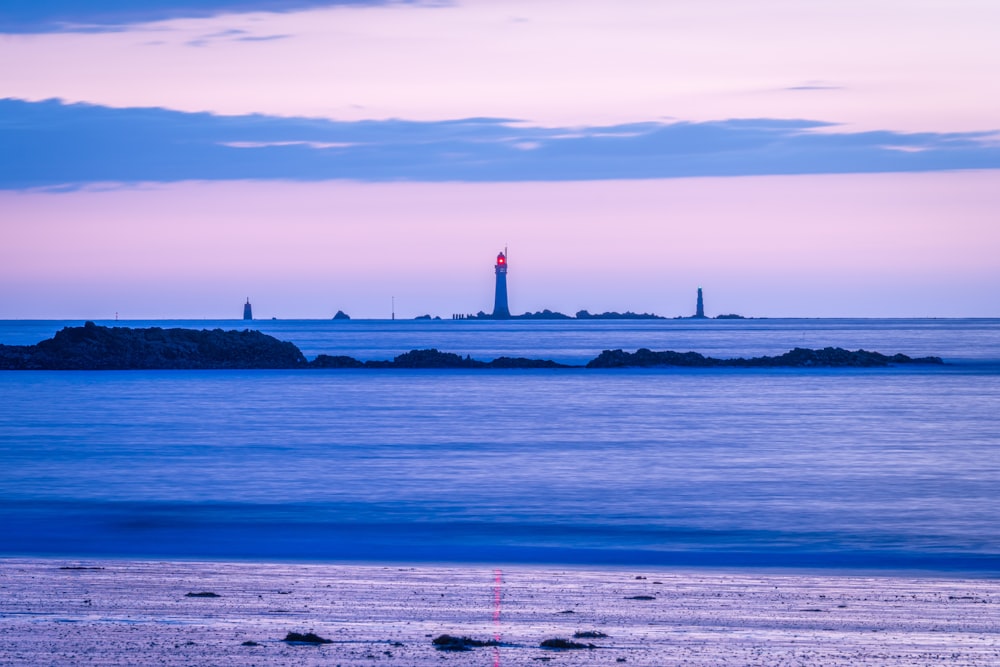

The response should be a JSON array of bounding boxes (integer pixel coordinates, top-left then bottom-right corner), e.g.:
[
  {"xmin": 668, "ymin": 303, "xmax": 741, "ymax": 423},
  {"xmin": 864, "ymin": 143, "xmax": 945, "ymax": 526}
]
[
  {"xmin": 431, "ymin": 635, "xmax": 500, "ymax": 651},
  {"xmin": 541, "ymin": 637, "xmax": 596, "ymax": 649},
  {"xmin": 184, "ymin": 591, "xmax": 220, "ymax": 598},
  {"xmin": 573, "ymin": 631, "xmax": 609, "ymax": 639},
  {"xmin": 283, "ymin": 632, "xmax": 333, "ymax": 644}
]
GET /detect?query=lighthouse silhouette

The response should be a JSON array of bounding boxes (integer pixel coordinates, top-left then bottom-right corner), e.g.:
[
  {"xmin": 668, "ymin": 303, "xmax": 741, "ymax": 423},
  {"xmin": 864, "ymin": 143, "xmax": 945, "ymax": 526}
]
[{"xmin": 492, "ymin": 249, "xmax": 511, "ymax": 319}]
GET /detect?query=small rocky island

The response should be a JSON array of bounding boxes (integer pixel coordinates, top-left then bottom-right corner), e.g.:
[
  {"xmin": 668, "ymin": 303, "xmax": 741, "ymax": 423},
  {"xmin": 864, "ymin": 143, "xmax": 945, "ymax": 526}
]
[
  {"xmin": 586, "ymin": 347, "xmax": 943, "ymax": 368},
  {"xmin": 0, "ymin": 323, "xmax": 943, "ymax": 370},
  {"xmin": 0, "ymin": 321, "xmax": 307, "ymax": 370}
]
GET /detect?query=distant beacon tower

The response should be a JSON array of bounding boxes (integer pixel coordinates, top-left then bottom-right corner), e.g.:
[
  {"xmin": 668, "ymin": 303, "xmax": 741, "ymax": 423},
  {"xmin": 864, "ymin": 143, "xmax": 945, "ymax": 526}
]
[
  {"xmin": 492, "ymin": 250, "xmax": 511, "ymax": 319},
  {"xmin": 243, "ymin": 298, "xmax": 253, "ymax": 321},
  {"xmin": 695, "ymin": 287, "xmax": 706, "ymax": 318}
]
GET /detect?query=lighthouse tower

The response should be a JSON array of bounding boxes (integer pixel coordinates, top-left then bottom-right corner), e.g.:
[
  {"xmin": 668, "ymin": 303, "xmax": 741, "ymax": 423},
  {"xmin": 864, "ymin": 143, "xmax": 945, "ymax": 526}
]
[
  {"xmin": 492, "ymin": 250, "xmax": 511, "ymax": 319},
  {"xmin": 694, "ymin": 287, "xmax": 706, "ymax": 318},
  {"xmin": 243, "ymin": 298, "xmax": 253, "ymax": 321}
]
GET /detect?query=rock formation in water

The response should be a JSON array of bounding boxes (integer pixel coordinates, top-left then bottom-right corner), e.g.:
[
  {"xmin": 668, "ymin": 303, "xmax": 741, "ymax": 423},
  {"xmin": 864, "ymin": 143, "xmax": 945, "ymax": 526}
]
[
  {"xmin": 575, "ymin": 310, "xmax": 665, "ymax": 320},
  {"xmin": 0, "ymin": 321, "xmax": 307, "ymax": 370},
  {"xmin": 360, "ymin": 349, "xmax": 569, "ymax": 369},
  {"xmin": 585, "ymin": 347, "xmax": 943, "ymax": 368},
  {"xmin": 0, "ymin": 323, "xmax": 943, "ymax": 370}
]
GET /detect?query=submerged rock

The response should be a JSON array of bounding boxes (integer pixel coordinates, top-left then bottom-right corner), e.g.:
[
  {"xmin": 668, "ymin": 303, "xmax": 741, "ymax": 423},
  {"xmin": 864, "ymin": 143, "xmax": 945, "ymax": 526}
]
[
  {"xmin": 283, "ymin": 632, "xmax": 332, "ymax": 644},
  {"xmin": 540, "ymin": 638, "xmax": 595, "ymax": 649},
  {"xmin": 431, "ymin": 635, "xmax": 500, "ymax": 651}
]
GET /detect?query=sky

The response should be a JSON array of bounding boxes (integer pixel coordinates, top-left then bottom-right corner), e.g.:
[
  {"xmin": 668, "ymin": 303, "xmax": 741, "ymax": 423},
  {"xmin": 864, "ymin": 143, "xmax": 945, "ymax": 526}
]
[{"xmin": 2, "ymin": 0, "xmax": 999, "ymax": 318}]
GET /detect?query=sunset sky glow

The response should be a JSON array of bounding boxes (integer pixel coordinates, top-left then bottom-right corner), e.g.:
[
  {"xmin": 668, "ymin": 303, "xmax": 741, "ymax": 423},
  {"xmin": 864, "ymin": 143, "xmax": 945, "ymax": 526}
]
[{"xmin": 2, "ymin": 0, "xmax": 999, "ymax": 318}]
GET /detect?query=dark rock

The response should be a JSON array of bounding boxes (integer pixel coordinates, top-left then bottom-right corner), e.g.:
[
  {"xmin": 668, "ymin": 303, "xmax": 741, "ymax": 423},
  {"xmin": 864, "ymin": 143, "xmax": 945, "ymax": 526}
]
[
  {"xmin": 540, "ymin": 638, "xmax": 595, "ymax": 649},
  {"xmin": 0, "ymin": 324, "xmax": 307, "ymax": 370},
  {"xmin": 587, "ymin": 347, "xmax": 943, "ymax": 369},
  {"xmin": 573, "ymin": 631, "xmax": 608, "ymax": 639},
  {"xmin": 587, "ymin": 348, "xmax": 718, "ymax": 368},
  {"xmin": 486, "ymin": 356, "xmax": 570, "ymax": 369},
  {"xmin": 332, "ymin": 310, "xmax": 351, "ymax": 320},
  {"xmin": 730, "ymin": 347, "xmax": 944, "ymax": 368},
  {"xmin": 576, "ymin": 310, "xmax": 664, "ymax": 319},
  {"xmin": 185, "ymin": 592, "xmax": 220, "ymax": 598},
  {"xmin": 310, "ymin": 354, "xmax": 364, "ymax": 368},
  {"xmin": 513, "ymin": 309, "xmax": 572, "ymax": 320},
  {"xmin": 625, "ymin": 595, "xmax": 656, "ymax": 600},
  {"xmin": 283, "ymin": 632, "xmax": 332, "ymax": 644},
  {"xmin": 715, "ymin": 313, "xmax": 745, "ymax": 319},
  {"xmin": 0, "ymin": 328, "xmax": 944, "ymax": 372},
  {"xmin": 375, "ymin": 349, "xmax": 486, "ymax": 369},
  {"xmin": 431, "ymin": 635, "xmax": 499, "ymax": 651},
  {"xmin": 241, "ymin": 641, "xmax": 261, "ymax": 646}
]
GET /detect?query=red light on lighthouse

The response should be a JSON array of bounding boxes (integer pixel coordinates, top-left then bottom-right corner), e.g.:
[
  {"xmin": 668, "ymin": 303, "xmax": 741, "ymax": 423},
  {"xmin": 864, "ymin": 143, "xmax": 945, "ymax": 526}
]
[{"xmin": 498, "ymin": 255, "xmax": 505, "ymax": 264}]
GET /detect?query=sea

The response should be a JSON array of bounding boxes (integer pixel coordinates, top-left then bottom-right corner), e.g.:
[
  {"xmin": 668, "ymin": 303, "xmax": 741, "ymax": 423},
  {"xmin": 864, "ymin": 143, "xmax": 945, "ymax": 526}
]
[{"xmin": 1, "ymin": 318, "xmax": 999, "ymax": 573}]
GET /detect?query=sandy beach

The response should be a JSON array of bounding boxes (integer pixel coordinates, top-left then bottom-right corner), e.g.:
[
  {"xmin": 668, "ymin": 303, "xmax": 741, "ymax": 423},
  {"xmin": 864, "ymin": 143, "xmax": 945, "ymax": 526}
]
[{"xmin": 1, "ymin": 559, "xmax": 998, "ymax": 665}]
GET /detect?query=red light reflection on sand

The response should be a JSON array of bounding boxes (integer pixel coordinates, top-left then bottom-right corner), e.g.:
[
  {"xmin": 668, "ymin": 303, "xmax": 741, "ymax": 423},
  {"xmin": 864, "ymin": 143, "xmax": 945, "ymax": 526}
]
[{"xmin": 493, "ymin": 568, "xmax": 502, "ymax": 667}]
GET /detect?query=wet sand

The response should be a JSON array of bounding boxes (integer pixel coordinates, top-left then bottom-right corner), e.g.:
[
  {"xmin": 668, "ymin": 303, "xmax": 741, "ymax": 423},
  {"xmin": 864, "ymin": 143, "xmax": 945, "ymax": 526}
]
[{"xmin": 1, "ymin": 558, "xmax": 999, "ymax": 665}]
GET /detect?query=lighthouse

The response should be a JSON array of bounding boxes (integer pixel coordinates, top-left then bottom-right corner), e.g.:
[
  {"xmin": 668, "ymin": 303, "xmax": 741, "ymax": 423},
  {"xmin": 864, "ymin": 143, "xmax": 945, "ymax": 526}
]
[
  {"xmin": 694, "ymin": 287, "xmax": 706, "ymax": 318},
  {"xmin": 492, "ymin": 250, "xmax": 511, "ymax": 319},
  {"xmin": 243, "ymin": 298, "xmax": 253, "ymax": 321}
]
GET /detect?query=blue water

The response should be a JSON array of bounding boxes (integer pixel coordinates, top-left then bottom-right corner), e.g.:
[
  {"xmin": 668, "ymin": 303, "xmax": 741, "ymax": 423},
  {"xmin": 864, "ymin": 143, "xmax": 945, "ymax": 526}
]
[{"xmin": 2, "ymin": 319, "xmax": 999, "ymax": 571}]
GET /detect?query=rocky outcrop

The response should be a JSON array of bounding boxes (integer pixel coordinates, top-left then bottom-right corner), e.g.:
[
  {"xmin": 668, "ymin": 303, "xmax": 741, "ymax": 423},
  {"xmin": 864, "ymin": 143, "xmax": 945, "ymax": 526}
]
[
  {"xmin": 0, "ymin": 321, "xmax": 307, "ymax": 370},
  {"xmin": 366, "ymin": 349, "xmax": 485, "ymax": 369},
  {"xmin": 514, "ymin": 309, "xmax": 573, "ymax": 320},
  {"xmin": 586, "ymin": 346, "xmax": 943, "ymax": 369},
  {"xmin": 0, "ymin": 325, "xmax": 943, "ymax": 371},
  {"xmin": 310, "ymin": 354, "xmax": 364, "ymax": 368},
  {"xmin": 359, "ymin": 349, "xmax": 570, "ymax": 369},
  {"xmin": 486, "ymin": 356, "xmax": 568, "ymax": 369},
  {"xmin": 575, "ymin": 310, "xmax": 665, "ymax": 319}
]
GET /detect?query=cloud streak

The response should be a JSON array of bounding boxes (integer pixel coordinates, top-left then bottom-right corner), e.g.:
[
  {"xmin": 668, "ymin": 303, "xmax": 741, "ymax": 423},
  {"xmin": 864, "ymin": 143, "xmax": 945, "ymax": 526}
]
[
  {"xmin": 2, "ymin": 98, "xmax": 998, "ymax": 190},
  {"xmin": 0, "ymin": 0, "xmax": 402, "ymax": 33}
]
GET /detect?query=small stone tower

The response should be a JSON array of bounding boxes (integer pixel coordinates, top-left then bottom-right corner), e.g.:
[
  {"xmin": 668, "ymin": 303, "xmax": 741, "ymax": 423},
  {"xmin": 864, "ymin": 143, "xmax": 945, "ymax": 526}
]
[
  {"xmin": 695, "ymin": 287, "xmax": 706, "ymax": 318},
  {"xmin": 243, "ymin": 298, "xmax": 253, "ymax": 321},
  {"xmin": 492, "ymin": 250, "xmax": 511, "ymax": 319}
]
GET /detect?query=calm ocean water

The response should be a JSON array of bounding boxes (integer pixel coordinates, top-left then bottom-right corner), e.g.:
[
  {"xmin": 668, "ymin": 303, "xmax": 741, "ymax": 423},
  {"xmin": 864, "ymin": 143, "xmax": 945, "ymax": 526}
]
[{"xmin": 2, "ymin": 318, "xmax": 999, "ymax": 571}]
